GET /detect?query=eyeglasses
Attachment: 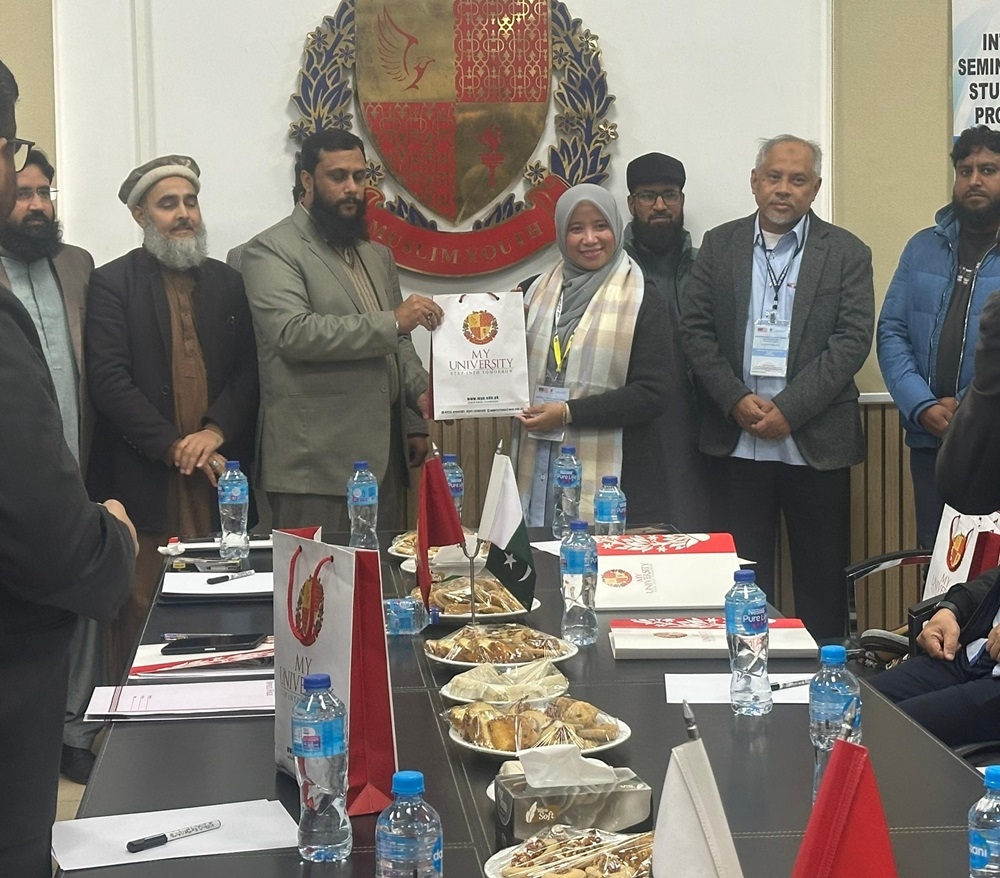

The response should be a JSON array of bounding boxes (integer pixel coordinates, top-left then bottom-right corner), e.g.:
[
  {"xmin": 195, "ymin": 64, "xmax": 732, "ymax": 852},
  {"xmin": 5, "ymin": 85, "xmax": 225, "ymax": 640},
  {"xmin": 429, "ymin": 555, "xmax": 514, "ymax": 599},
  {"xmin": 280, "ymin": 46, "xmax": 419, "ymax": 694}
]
[
  {"xmin": 633, "ymin": 189, "xmax": 682, "ymax": 207},
  {"xmin": 15, "ymin": 187, "xmax": 56, "ymax": 203},
  {"xmin": 3, "ymin": 138, "xmax": 36, "ymax": 173}
]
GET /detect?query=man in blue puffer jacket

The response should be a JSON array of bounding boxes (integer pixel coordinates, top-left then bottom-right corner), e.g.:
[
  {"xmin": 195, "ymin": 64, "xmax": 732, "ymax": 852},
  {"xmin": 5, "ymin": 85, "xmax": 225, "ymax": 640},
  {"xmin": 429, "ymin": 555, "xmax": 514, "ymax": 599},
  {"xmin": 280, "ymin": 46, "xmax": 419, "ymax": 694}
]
[{"xmin": 878, "ymin": 125, "xmax": 1000, "ymax": 549}]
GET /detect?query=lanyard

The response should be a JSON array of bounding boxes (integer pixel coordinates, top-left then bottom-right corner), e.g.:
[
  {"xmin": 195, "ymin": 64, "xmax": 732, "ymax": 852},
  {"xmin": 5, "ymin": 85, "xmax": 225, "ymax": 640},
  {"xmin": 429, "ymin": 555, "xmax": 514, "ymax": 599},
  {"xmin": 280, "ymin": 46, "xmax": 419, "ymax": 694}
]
[
  {"xmin": 551, "ymin": 288, "xmax": 574, "ymax": 374},
  {"xmin": 757, "ymin": 217, "xmax": 807, "ymax": 323}
]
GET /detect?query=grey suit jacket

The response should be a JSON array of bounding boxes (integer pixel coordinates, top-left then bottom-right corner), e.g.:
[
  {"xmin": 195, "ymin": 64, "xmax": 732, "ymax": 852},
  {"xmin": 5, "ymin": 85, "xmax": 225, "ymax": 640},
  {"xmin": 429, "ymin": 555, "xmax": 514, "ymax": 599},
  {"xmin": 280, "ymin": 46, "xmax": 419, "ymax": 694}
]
[
  {"xmin": 0, "ymin": 242, "xmax": 95, "ymax": 469},
  {"xmin": 679, "ymin": 211, "xmax": 874, "ymax": 471},
  {"xmin": 241, "ymin": 204, "xmax": 428, "ymax": 495}
]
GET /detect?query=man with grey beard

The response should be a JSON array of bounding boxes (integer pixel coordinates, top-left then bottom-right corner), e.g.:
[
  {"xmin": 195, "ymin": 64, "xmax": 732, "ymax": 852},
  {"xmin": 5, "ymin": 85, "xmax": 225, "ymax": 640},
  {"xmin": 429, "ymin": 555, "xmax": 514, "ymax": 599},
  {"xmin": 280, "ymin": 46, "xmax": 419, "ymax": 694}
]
[{"xmin": 85, "ymin": 155, "xmax": 259, "ymax": 677}]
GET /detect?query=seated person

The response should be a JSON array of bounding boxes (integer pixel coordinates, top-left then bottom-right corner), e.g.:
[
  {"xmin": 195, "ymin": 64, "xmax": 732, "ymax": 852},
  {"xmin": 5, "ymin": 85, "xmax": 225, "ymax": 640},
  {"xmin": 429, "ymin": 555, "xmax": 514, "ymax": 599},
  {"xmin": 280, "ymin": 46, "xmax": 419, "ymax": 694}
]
[{"xmin": 869, "ymin": 565, "xmax": 1000, "ymax": 747}]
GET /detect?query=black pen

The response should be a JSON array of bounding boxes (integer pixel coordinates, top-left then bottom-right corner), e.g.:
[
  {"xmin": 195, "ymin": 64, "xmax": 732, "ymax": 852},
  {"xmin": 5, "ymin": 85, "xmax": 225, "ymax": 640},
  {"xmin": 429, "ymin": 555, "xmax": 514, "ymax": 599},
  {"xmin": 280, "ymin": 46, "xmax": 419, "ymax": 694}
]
[
  {"xmin": 206, "ymin": 569, "xmax": 256, "ymax": 585},
  {"xmin": 126, "ymin": 818, "xmax": 221, "ymax": 853},
  {"xmin": 770, "ymin": 678, "xmax": 813, "ymax": 691},
  {"xmin": 682, "ymin": 699, "xmax": 700, "ymax": 741}
]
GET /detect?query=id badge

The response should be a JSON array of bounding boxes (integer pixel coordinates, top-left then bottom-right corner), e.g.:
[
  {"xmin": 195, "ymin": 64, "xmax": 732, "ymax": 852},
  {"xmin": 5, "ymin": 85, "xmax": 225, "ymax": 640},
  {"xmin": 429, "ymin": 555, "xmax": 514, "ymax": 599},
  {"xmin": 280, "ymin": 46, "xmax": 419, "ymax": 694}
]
[
  {"xmin": 527, "ymin": 384, "xmax": 570, "ymax": 441},
  {"xmin": 750, "ymin": 319, "xmax": 790, "ymax": 378}
]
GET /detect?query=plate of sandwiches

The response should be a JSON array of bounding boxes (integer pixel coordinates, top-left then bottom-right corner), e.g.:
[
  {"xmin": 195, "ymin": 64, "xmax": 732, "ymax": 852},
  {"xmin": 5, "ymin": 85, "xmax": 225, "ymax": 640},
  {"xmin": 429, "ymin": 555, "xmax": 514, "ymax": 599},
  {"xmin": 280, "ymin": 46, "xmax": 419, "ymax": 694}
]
[
  {"xmin": 484, "ymin": 826, "xmax": 653, "ymax": 878},
  {"xmin": 442, "ymin": 696, "xmax": 630, "ymax": 757},
  {"xmin": 440, "ymin": 660, "xmax": 569, "ymax": 704},
  {"xmin": 408, "ymin": 574, "xmax": 540, "ymax": 623},
  {"xmin": 424, "ymin": 623, "xmax": 576, "ymax": 668}
]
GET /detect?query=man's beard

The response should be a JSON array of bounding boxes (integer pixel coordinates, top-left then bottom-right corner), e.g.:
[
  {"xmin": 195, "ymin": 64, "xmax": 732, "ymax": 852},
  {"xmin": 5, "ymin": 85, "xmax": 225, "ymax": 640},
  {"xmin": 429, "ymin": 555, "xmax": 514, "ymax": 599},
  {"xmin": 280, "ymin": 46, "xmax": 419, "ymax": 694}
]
[
  {"xmin": 953, "ymin": 192, "xmax": 1000, "ymax": 230},
  {"xmin": 142, "ymin": 216, "xmax": 209, "ymax": 271},
  {"xmin": 0, "ymin": 212, "xmax": 63, "ymax": 262},
  {"xmin": 632, "ymin": 212, "xmax": 683, "ymax": 256},
  {"xmin": 310, "ymin": 189, "xmax": 369, "ymax": 248}
]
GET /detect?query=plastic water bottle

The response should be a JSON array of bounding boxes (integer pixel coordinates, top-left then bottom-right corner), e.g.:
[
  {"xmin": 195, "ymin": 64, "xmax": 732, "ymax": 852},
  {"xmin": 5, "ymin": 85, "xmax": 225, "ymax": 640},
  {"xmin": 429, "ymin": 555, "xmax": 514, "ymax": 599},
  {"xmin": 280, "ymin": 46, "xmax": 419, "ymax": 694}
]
[
  {"xmin": 725, "ymin": 569, "xmax": 772, "ymax": 716},
  {"xmin": 442, "ymin": 453, "xmax": 464, "ymax": 517},
  {"xmin": 559, "ymin": 520, "xmax": 598, "ymax": 646},
  {"xmin": 217, "ymin": 461, "xmax": 249, "ymax": 560},
  {"xmin": 291, "ymin": 673, "xmax": 352, "ymax": 862},
  {"xmin": 970, "ymin": 766, "xmax": 1000, "ymax": 876},
  {"xmin": 347, "ymin": 461, "xmax": 379, "ymax": 549},
  {"xmin": 375, "ymin": 769, "xmax": 443, "ymax": 877},
  {"xmin": 551, "ymin": 445, "xmax": 582, "ymax": 539},
  {"xmin": 594, "ymin": 475, "xmax": 626, "ymax": 535},
  {"xmin": 809, "ymin": 644, "xmax": 862, "ymax": 802}
]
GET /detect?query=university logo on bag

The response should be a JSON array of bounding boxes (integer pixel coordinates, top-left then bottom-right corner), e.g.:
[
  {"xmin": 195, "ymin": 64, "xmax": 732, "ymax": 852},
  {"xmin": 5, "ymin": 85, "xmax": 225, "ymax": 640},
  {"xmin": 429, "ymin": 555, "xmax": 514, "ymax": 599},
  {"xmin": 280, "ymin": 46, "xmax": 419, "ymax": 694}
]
[
  {"xmin": 290, "ymin": 0, "xmax": 616, "ymax": 277},
  {"xmin": 462, "ymin": 310, "xmax": 499, "ymax": 345}
]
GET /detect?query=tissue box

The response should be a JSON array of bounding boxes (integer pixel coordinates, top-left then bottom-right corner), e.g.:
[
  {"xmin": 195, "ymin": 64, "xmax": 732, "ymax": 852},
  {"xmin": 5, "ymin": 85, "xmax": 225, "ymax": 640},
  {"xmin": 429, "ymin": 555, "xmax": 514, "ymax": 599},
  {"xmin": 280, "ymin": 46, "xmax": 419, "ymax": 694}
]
[{"xmin": 494, "ymin": 772, "xmax": 652, "ymax": 848}]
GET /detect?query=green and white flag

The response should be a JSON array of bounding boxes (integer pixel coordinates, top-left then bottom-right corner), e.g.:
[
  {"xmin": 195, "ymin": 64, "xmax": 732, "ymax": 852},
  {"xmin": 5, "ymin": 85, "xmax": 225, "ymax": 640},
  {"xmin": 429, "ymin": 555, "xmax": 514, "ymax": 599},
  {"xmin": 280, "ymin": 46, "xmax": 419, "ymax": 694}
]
[{"xmin": 478, "ymin": 452, "xmax": 536, "ymax": 609}]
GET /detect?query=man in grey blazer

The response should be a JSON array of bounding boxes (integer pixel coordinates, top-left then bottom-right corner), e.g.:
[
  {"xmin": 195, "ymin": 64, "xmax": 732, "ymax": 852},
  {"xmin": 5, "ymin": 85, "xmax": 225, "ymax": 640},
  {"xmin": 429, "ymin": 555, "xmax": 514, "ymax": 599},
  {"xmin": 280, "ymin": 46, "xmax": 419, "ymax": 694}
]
[
  {"xmin": 680, "ymin": 135, "xmax": 874, "ymax": 640},
  {"xmin": 242, "ymin": 130, "xmax": 442, "ymax": 533},
  {"xmin": 0, "ymin": 148, "xmax": 106, "ymax": 784}
]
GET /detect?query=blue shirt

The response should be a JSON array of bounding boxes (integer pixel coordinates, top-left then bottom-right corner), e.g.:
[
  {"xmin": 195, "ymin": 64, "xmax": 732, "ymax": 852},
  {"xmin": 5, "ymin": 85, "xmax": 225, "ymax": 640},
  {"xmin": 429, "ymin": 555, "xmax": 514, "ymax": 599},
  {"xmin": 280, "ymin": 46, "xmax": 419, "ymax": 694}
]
[
  {"xmin": 1, "ymin": 254, "xmax": 80, "ymax": 461},
  {"xmin": 731, "ymin": 213, "xmax": 809, "ymax": 465}
]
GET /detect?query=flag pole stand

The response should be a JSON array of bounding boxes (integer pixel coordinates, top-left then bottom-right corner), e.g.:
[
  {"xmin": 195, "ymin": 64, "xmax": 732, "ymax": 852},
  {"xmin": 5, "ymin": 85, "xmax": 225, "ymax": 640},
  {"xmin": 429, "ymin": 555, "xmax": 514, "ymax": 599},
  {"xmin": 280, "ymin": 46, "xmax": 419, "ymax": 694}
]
[{"xmin": 461, "ymin": 536, "xmax": 484, "ymax": 629}]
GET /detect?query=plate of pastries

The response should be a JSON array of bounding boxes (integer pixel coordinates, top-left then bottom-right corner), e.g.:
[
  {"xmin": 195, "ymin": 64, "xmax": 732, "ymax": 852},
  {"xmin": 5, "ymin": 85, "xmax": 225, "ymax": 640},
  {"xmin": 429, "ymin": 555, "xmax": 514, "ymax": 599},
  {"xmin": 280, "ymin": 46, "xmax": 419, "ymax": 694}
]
[
  {"xmin": 409, "ymin": 574, "xmax": 539, "ymax": 622},
  {"xmin": 424, "ymin": 623, "xmax": 576, "ymax": 667},
  {"xmin": 442, "ymin": 695, "xmax": 630, "ymax": 756},
  {"xmin": 388, "ymin": 527, "xmax": 489, "ymax": 559},
  {"xmin": 484, "ymin": 826, "xmax": 653, "ymax": 878}
]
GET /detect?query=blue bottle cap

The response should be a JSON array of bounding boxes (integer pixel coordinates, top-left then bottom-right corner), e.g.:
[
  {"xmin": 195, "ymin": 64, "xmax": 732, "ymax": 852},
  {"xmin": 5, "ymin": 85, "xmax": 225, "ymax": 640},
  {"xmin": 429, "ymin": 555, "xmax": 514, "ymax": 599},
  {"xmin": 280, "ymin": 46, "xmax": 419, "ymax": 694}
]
[
  {"xmin": 353, "ymin": 461, "xmax": 368, "ymax": 470},
  {"xmin": 569, "ymin": 520, "xmax": 589, "ymax": 532},
  {"xmin": 734, "ymin": 569, "xmax": 755, "ymax": 582},
  {"xmin": 391, "ymin": 770, "xmax": 425, "ymax": 795},
  {"xmin": 303, "ymin": 673, "xmax": 331, "ymax": 691},
  {"xmin": 442, "ymin": 453, "xmax": 457, "ymax": 463},
  {"xmin": 601, "ymin": 475, "xmax": 618, "ymax": 486},
  {"xmin": 225, "ymin": 460, "xmax": 240, "ymax": 470},
  {"xmin": 560, "ymin": 445, "xmax": 576, "ymax": 454},
  {"xmin": 820, "ymin": 644, "xmax": 847, "ymax": 664},
  {"xmin": 986, "ymin": 765, "xmax": 1000, "ymax": 789}
]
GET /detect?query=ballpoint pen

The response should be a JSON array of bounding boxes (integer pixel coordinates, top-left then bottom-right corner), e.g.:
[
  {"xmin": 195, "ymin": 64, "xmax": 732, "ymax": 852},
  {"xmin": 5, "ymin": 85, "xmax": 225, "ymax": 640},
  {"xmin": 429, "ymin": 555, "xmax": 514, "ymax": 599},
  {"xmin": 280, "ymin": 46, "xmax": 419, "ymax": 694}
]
[
  {"xmin": 126, "ymin": 819, "xmax": 221, "ymax": 853},
  {"xmin": 206, "ymin": 569, "xmax": 256, "ymax": 585},
  {"xmin": 770, "ymin": 678, "xmax": 813, "ymax": 691},
  {"xmin": 682, "ymin": 699, "xmax": 700, "ymax": 741}
]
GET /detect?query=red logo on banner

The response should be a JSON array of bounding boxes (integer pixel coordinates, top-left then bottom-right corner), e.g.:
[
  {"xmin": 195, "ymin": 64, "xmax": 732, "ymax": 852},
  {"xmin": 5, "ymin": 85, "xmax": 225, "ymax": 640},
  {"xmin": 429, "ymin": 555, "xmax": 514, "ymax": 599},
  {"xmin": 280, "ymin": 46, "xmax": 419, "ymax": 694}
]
[{"xmin": 290, "ymin": 0, "xmax": 616, "ymax": 277}]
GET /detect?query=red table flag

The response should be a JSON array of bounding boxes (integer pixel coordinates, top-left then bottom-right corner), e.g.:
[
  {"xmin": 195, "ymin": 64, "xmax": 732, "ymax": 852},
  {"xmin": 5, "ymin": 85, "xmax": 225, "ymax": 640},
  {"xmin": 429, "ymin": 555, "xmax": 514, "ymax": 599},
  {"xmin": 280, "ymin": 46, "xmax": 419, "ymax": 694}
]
[
  {"xmin": 416, "ymin": 455, "xmax": 465, "ymax": 608},
  {"xmin": 791, "ymin": 739, "xmax": 899, "ymax": 878}
]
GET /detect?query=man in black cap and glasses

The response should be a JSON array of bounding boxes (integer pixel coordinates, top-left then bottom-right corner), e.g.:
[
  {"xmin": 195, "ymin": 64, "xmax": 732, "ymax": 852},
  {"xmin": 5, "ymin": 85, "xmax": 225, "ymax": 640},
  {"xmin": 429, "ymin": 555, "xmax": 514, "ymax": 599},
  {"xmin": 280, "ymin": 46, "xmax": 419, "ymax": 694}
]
[
  {"xmin": 623, "ymin": 151, "xmax": 712, "ymax": 532},
  {"xmin": 0, "ymin": 58, "xmax": 137, "ymax": 878}
]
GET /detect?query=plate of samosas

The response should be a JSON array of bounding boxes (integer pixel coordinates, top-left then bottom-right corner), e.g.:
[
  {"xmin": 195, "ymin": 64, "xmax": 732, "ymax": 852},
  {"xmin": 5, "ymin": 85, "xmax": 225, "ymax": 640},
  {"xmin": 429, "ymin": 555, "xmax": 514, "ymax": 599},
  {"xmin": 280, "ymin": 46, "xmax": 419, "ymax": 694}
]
[
  {"xmin": 424, "ymin": 623, "xmax": 576, "ymax": 667},
  {"xmin": 442, "ymin": 696, "xmax": 629, "ymax": 756},
  {"xmin": 408, "ymin": 574, "xmax": 540, "ymax": 622},
  {"xmin": 484, "ymin": 826, "xmax": 653, "ymax": 878}
]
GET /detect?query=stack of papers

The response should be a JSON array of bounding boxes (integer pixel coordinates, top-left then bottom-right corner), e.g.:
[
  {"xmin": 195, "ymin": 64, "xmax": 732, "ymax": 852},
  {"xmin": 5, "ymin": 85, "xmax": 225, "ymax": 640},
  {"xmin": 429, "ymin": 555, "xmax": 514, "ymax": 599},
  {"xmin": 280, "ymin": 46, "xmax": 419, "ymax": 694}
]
[
  {"xmin": 160, "ymin": 570, "xmax": 274, "ymax": 602},
  {"xmin": 85, "ymin": 679, "xmax": 275, "ymax": 721},
  {"xmin": 129, "ymin": 640, "xmax": 274, "ymax": 680},
  {"xmin": 609, "ymin": 617, "xmax": 818, "ymax": 659}
]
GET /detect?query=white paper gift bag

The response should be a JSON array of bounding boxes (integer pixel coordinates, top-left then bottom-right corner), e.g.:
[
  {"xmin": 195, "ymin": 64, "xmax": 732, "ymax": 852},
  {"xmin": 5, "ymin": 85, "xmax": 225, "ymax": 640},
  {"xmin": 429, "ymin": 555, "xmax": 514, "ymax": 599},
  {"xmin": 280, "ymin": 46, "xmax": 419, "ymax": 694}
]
[
  {"xmin": 430, "ymin": 290, "xmax": 530, "ymax": 419},
  {"xmin": 273, "ymin": 529, "xmax": 396, "ymax": 815}
]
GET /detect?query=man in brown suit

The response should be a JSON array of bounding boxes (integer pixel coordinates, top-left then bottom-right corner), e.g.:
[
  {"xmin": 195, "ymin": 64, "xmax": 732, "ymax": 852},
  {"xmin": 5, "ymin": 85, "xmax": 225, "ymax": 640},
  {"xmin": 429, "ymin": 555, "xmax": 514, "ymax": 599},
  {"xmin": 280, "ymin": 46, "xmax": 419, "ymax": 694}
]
[{"xmin": 0, "ymin": 148, "xmax": 104, "ymax": 784}]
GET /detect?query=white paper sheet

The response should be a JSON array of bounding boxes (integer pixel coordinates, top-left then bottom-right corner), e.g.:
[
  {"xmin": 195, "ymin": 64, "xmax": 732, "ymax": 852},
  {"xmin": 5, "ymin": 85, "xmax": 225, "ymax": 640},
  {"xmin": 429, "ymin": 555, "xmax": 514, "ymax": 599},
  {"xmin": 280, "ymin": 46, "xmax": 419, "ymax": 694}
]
[
  {"xmin": 161, "ymin": 570, "xmax": 274, "ymax": 597},
  {"xmin": 530, "ymin": 539, "xmax": 562, "ymax": 557},
  {"xmin": 51, "ymin": 799, "xmax": 296, "ymax": 871},
  {"xmin": 85, "ymin": 679, "xmax": 275, "ymax": 720},
  {"xmin": 664, "ymin": 673, "xmax": 812, "ymax": 705}
]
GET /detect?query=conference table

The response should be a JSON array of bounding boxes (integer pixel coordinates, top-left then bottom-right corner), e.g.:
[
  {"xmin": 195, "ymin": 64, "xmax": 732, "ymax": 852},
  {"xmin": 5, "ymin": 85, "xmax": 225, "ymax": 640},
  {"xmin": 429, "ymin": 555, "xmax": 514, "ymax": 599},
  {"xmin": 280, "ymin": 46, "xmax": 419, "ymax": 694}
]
[{"xmin": 62, "ymin": 532, "xmax": 984, "ymax": 876}]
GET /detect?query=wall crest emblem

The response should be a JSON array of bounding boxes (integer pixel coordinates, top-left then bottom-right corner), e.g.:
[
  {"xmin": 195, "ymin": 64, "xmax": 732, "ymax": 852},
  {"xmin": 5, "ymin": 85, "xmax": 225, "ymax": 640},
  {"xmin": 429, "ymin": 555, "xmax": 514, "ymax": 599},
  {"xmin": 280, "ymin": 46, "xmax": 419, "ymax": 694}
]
[{"xmin": 290, "ymin": 0, "xmax": 616, "ymax": 277}]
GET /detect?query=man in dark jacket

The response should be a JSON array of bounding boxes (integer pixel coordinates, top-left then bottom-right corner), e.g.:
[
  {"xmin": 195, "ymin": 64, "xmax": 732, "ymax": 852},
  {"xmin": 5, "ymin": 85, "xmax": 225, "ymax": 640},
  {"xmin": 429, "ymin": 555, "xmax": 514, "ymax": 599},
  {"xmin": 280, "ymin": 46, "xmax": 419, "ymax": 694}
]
[
  {"xmin": 0, "ymin": 58, "xmax": 138, "ymax": 878},
  {"xmin": 86, "ymin": 155, "xmax": 258, "ymax": 677},
  {"xmin": 872, "ymin": 288, "xmax": 1000, "ymax": 747}
]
